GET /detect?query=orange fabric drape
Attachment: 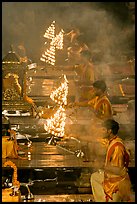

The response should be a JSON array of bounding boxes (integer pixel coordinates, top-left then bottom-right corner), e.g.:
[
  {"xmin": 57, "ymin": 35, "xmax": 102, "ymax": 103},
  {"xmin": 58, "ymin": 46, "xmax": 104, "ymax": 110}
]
[{"xmin": 103, "ymin": 137, "xmax": 131, "ymax": 201}]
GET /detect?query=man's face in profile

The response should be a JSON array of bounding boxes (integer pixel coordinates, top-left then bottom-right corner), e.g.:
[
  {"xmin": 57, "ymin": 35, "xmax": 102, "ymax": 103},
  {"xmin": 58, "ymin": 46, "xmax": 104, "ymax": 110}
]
[
  {"xmin": 93, "ymin": 87, "xmax": 102, "ymax": 96},
  {"xmin": 102, "ymin": 126, "xmax": 110, "ymax": 139}
]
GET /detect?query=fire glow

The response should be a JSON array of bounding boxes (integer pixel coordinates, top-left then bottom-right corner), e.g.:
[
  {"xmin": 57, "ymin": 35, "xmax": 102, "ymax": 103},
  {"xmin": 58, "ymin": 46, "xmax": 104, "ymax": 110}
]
[
  {"xmin": 44, "ymin": 106, "xmax": 66, "ymax": 137},
  {"xmin": 44, "ymin": 75, "xmax": 68, "ymax": 137},
  {"xmin": 51, "ymin": 29, "xmax": 64, "ymax": 50},
  {"xmin": 40, "ymin": 21, "xmax": 64, "ymax": 66},
  {"xmin": 50, "ymin": 75, "xmax": 68, "ymax": 105}
]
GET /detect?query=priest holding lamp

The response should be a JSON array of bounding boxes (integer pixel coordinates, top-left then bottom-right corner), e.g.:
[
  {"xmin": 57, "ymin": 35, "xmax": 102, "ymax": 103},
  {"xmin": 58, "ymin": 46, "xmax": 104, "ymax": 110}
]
[{"xmin": 68, "ymin": 80, "xmax": 113, "ymax": 121}]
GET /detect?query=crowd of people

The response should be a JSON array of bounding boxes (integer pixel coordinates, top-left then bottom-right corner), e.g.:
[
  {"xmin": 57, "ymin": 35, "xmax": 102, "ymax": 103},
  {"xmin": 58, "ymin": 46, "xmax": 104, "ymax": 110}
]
[
  {"xmin": 64, "ymin": 27, "xmax": 95, "ymax": 84},
  {"xmin": 28, "ymin": 26, "xmax": 133, "ymax": 202},
  {"xmin": 2, "ymin": 26, "xmax": 134, "ymax": 202},
  {"xmin": 65, "ymin": 27, "xmax": 134, "ymax": 202}
]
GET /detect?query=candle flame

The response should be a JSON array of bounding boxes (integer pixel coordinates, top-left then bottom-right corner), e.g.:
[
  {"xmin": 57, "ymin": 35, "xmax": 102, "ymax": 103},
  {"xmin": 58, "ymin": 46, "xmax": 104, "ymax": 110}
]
[{"xmin": 40, "ymin": 21, "xmax": 64, "ymax": 66}]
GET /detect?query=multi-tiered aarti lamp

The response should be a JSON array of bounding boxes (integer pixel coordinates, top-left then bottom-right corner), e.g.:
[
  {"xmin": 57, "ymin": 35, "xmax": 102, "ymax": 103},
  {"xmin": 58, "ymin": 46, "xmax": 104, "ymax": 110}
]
[
  {"xmin": 40, "ymin": 21, "xmax": 64, "ymax": 66},
  {"xmin": 44, "ymin": 75, "xmax": 68, "ymax": 145}
]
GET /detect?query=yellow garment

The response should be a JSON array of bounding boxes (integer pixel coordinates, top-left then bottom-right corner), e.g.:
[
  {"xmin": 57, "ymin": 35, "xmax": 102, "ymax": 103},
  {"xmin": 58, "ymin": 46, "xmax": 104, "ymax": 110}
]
[
  {"xmin": 91, "ymin": 171, "xmax": 121, "ymax": 202},
  {"xmin": 103, "ymin": 136, "xmax": 131, "ymax": 201},
  {"xmin": 23, "ymin": 95, "xmax": 34, "ymax": 104},
  {"xmin": 2, "ymin": 136, "xmax": 18, "ymax": 159},
  {"xmin": 78, "ymin": 62, "xmax": 95, "ymax": 83},
  {"xmin": 2, "ymin": 188, "xmax": 21, "ymax": 202},
  {"xmin": 3, "ymin": 74, "xmax": 22, "ymax": 95},
  {"xmin": 91, "ymin": 136, "xmax": 132, "ymax": 202},
  {"xmin": 88, "ymin": 94, "xmax": 112, "ymax": 120}
]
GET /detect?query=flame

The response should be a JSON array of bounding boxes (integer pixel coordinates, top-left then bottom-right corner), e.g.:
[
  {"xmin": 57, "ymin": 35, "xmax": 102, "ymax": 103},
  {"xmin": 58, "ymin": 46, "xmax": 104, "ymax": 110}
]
[
  {"xmin": 44, "ymin": 75, "xmax": 69, "ymax": 137},
  {"xmin": 51, "ymin": 29, "xmax": 64, "ymax": 50},
  {"xmin": 44, "ymin": 106, "xmax": 66, "ymax": 137},
  {"xmin": 50, "ymin": 75, "xmax": 68, "ymax": 105},
  {"xmin": 40, "ymin": 21, "xmax": 64, "ymax": 66},
  {"xmin": 43, "ymin": 21, "xmax": 55, "ymax": 40},
  {"xmin": 44, "ymin": 45, "xmax": 55, "ymax": 65}
]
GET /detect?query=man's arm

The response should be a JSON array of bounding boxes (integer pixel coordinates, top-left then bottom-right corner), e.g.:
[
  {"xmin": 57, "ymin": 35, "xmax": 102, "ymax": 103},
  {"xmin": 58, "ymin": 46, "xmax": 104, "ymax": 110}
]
[
  {"xmin": 68, "ymin": 100, "xmax": 90, "ymax": 107},
  {"xmin": 104, "ymin": 145, "xmax": 127, "ymax": 175},
  {"xmin": 104, "ymin": 164, "xmax": 126, "ymax": 175}
]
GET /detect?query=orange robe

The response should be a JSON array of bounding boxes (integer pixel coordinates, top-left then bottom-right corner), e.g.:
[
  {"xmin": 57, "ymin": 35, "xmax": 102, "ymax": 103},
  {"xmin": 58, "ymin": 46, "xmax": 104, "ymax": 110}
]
[
  {"xmin": 2, "ymin": 136, "xmax": 18, "ymax": 159},
  {"xmin": 103, "ymin": 136, "xmax": 131, "ymax": 201},
  {"xmin": 88, "ymin": 94, "xmax": 112, "ymax": 120}
]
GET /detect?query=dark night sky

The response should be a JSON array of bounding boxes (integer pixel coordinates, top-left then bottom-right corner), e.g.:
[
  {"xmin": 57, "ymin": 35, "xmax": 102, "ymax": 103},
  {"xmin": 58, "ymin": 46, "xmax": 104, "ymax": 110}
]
[{"xmin": 2, "ymin": 2, "xmax": 135, "ymax": 63}]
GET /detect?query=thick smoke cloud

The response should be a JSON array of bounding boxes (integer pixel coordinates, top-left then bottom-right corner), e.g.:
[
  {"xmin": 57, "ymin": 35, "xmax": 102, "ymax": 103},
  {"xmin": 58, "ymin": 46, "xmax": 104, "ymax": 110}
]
[
  {"xmin": 2, "ymin": 2, "xmax": 135, "ymax": 163},
  {"xmin": 2, "ymin": 2, "xmax": 135, "ymax": 63}
]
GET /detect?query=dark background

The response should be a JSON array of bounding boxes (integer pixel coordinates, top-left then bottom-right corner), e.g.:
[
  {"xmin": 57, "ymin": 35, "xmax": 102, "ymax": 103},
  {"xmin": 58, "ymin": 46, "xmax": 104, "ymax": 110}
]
[{"xmin": 2, "ymin": 2, "xmax": 135, "ymax": 63}]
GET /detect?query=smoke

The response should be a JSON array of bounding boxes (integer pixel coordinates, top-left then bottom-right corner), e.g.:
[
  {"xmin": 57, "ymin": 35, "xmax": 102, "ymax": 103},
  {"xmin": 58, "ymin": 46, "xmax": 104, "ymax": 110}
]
[
  {"xmin": 2, "ymin": 2, "xmax": 135, "ymax": 165},
  {"xmin": 2, "ymin": 2, "xmax": 134, "ymax": 63}
]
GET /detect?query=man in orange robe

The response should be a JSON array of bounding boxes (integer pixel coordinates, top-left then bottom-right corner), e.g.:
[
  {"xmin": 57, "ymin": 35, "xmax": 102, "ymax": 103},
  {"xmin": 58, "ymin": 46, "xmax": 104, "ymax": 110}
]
[
  {"xmin": 90, "ymin": 119, "xmax": 132, "ymax": 202},
  {"xmin": 69, "ymin": 80, "xmax": 112, "ymax": 120}
]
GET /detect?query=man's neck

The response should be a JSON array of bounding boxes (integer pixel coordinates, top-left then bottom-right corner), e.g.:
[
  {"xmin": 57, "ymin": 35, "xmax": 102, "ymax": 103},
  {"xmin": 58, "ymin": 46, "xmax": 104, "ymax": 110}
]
[
  {"xmin": 108, "ymin": 134, "xmax": 117, "ymax": 144},
  {"xmin": 97, "ymin": 92, "xmax": 105, "ymax": 99},
  {"xmin": 100, "ymin": 92, "xmax": 105, "ymax": 97}
]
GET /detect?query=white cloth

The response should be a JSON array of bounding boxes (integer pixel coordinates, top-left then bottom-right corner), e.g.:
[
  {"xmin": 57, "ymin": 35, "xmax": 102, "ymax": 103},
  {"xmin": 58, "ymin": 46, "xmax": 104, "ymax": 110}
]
[{"xmin": 90, "ymin": 170, "xmax": 121, "ymax": 202}]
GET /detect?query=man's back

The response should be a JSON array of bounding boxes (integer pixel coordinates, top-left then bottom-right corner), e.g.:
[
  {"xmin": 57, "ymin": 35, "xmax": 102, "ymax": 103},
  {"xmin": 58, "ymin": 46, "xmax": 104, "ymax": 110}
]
[{"xmin": 88, "ymin": 94, "xmax": 113, "ymax": 120}]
